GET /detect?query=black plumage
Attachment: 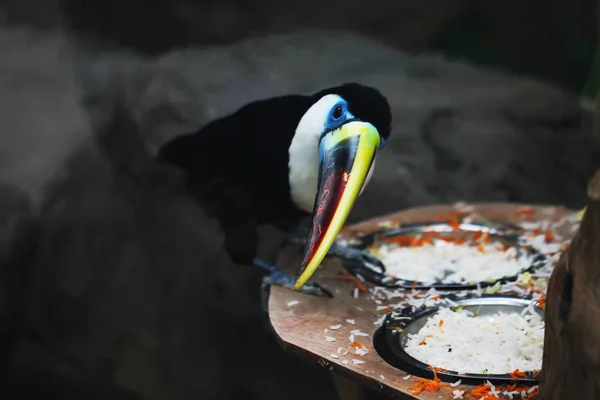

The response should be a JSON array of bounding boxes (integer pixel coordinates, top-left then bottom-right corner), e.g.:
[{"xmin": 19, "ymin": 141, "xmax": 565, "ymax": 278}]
[{"xmin": 158, "ymin": 83, "xmax": 391, "ymax": 295}]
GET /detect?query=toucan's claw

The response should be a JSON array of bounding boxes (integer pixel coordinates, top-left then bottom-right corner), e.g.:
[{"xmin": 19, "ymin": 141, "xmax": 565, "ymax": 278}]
[
  {"xmin": 328, "ymin": 243, "xmax": 386, "ymax": 275},
  {"xmin": 261, "ymin": 267, "xmax": 333, "ymax": 298}
]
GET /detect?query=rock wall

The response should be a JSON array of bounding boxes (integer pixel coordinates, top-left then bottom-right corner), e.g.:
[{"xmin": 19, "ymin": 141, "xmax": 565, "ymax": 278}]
[{"xmin": 1, "ymin": 0, "xmax": 596, "ymax": 92}]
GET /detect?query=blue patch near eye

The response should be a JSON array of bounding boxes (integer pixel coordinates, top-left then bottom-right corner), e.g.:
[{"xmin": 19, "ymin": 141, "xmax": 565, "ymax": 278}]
[{"xmin": 324, "ymin": 100, "xmax": 353, "ymax": 133}]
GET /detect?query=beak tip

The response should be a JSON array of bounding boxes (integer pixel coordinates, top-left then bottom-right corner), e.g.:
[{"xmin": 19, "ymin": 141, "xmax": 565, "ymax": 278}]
[{"xmin": 293, "ymin": 272, "xmax": 306, "ymax": 290}]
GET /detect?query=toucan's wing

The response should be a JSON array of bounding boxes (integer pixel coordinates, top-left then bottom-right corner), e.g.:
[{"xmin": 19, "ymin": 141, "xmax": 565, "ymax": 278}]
[
  {"xmin": 157, "ymin": 115, "xmax": 243, "ymax": 181},
  {"xmin": 157, "ymin": 94, "xmax": 313, "ymax": 179}
]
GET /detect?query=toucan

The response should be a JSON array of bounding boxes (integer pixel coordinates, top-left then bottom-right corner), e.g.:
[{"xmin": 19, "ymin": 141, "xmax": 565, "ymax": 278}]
[{"xmin": 158, "ymin": 83, "xmax": 392, "ymax": 297}]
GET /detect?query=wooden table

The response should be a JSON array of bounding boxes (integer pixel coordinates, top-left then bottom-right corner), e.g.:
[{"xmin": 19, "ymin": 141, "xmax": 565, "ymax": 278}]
[{"xmin": 264, "ymin": 203, "xmax": 579, "ymax": 399}]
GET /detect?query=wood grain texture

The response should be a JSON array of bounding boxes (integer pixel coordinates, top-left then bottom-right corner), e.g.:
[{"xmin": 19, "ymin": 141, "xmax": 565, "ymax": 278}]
[
  {"xmin": 267, "ymin": 203, "xmax": 577, "ymax": 399},
  {"xmin": 541, "ymin": 172, "xmax": 600, "ymax": 399}
]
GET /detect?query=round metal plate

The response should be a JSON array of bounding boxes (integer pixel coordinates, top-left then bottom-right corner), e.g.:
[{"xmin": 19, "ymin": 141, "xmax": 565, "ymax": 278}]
[
  {"xmin": 342, "ymin": 221, "xmax": 547, "ymax": 290},
  {"xmin": 375, "ymin": 294, "xmax": 542, "ymax": 385}
]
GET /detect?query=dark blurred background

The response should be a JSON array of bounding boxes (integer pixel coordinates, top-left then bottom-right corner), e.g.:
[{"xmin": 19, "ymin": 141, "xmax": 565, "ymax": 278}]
[{"xmin": 0, "ymin": 0, "xmax": 599, "ymax": 399}]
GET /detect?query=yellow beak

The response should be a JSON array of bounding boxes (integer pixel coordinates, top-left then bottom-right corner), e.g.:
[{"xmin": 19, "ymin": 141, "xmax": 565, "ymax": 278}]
[{"xmin": 294, "ymin": 121, "xmax": 381, "ymax": 290}]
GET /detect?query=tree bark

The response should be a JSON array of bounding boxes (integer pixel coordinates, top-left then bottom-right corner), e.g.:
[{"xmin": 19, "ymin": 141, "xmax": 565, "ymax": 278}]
[{"xmin": 540, "ymin": 169, "xmax": 600, "ymax": 399}]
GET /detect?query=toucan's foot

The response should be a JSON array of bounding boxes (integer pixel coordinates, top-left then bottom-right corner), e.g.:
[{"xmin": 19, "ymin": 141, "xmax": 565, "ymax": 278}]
[
  {"xmin": 328, "ymin": 242, "xmax": 386, "ymax": 275},
  {"xmin": 263, "ymin": 270, "xmax": 333, "ymax": 297},
  {"xmin": 281, "ymin": 237, "xmax": 386, "ymax": 276},
  {"xmin": 253, "ymin": 258, "xmax": 333, "ymax": 298}
]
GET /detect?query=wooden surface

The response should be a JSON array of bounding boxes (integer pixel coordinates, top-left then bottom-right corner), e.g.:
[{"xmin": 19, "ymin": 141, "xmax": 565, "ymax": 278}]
[
  {"xmin": 266, "ymin": 202, "xmax": 581, "ymax": 399},
  {"xmin": 541, "ymin": 171, "xmax": 600, "ymax": 399}
]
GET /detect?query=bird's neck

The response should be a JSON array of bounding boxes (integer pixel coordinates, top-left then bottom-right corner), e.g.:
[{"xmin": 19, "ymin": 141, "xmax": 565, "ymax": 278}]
[{"xmin": 288, "ymin": 130, "xmax": 320, "ymax": 213}]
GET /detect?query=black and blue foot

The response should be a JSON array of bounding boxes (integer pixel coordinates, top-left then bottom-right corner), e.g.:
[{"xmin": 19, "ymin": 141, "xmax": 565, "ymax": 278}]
[{"xmin": 253, "ymin": 257, "xmax": 333, "ymax": 297}]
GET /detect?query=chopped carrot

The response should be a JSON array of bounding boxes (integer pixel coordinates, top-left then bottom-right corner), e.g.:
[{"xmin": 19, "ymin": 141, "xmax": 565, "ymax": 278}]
[
  {"xmin": 526, "ymin": 387, "xmax": 540, "ymax": 399},
  {"xmin": 388, "ymin": 235, "xmax": 409, "ymax": 245},
  {"xmin": 340, "ymin": 273, "xmax": 368, "ymax": 293},
  {"xmin": 537, "ymin": 293, "xmax": 547, "ymax": 308},
  {"xmin": 510, "ymin": 369, "xmax": 527, "ymax": 379},
  {"xmin": 406, "ymin": 366, "xmax": 449, "ymax": 395},
  {"xmin": 469, "ymin": 382, "xmax": 490, "ymax": 397},
  {"xmin": 544, "ymin": 230, "xmax": 555, "ymax": 243},
  {"xmin": 438, "ymin": 319, "xmax": 444, "ymax": 327},
  {"xmin": 350, "ymin": 341, "xmax": 361, "ymax": 349},
  {"xmin": 414, "ymin": 236, "xmax": 432, "ymax": 247},
  {"xmin": 517, "ymin": 207, "xmax": 535, "ymax": 216}
]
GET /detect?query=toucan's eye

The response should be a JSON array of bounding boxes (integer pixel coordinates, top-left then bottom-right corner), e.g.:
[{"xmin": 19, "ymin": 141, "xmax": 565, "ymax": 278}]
[{"xmin": 332, "ymin": 105, "xmax": 343, "ymax": 120}]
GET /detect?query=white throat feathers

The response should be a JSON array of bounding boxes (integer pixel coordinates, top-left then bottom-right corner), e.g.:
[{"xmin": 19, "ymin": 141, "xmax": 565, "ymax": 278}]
[{"xmin": 288, "ymin": 94, "xmax": 375, "ymax": 213}]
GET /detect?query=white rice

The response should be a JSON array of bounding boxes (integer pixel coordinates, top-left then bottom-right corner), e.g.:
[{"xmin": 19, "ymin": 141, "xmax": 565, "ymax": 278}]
[
  {"xmin": 452, "ymin": 390, "xmax": 465, "ymax": 399},
  {"xmin": 404, "ymin": 307, "xmax": 544, "ymax": 375},
  {"xmin": 374, "ymin": 240, "xmax": 532, "ymax": 284}
]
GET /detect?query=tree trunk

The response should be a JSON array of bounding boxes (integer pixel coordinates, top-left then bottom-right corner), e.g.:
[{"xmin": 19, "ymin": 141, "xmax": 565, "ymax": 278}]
[{"xmin": 540, "ymin": 170, "xmax": 600, "ymax": 399}]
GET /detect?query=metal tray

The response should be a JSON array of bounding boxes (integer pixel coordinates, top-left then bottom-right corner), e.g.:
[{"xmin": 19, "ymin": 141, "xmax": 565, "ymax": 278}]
[
  {"xmin": 342, "ymin": 221, "xmax": 547, "ymax": 290},
  {"xmin": 374, "ymin": 294, "xmax": 542, "ymax": 385}
]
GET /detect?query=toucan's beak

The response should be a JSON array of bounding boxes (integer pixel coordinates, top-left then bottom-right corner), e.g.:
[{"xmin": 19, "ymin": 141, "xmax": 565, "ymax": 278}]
[{"xmin": 294, "ymin": 120, "xmax": 381, "ymax": 290}]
